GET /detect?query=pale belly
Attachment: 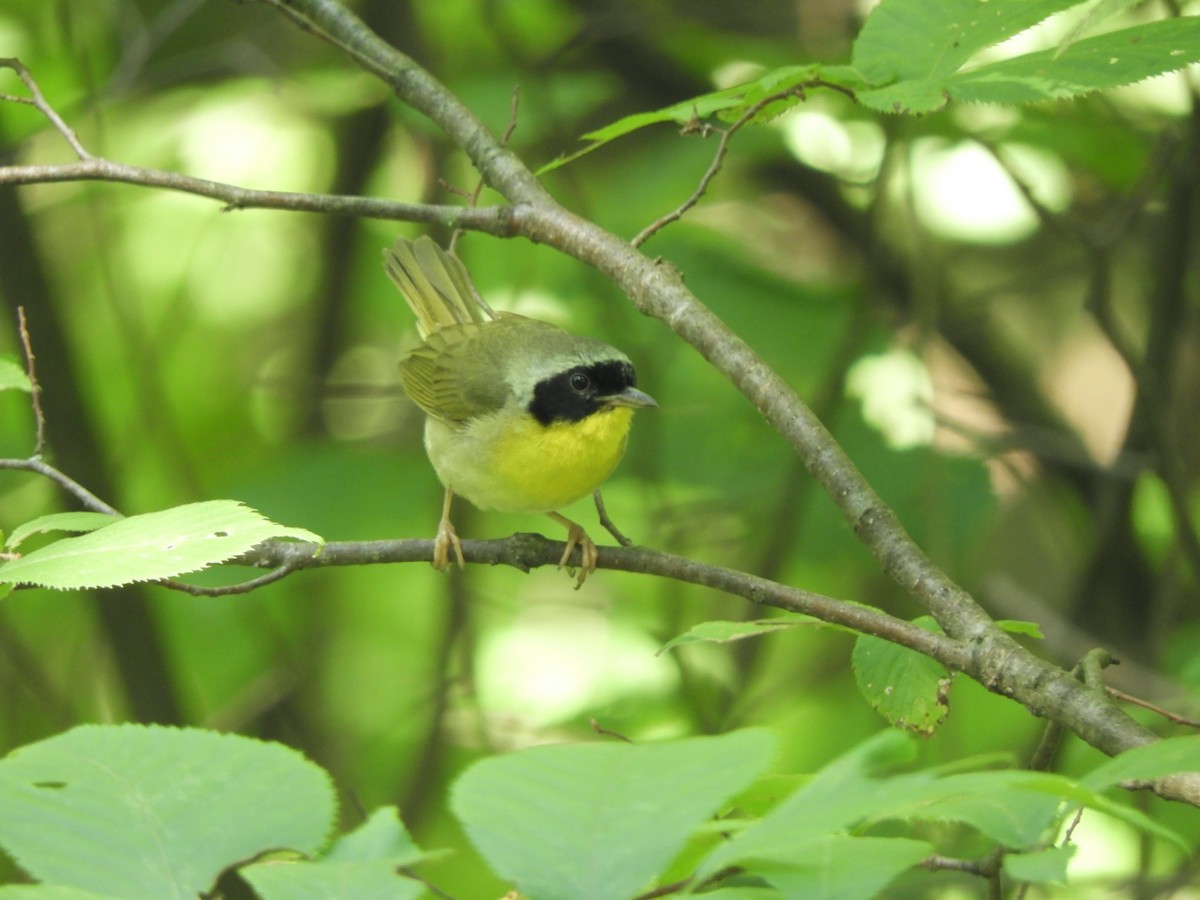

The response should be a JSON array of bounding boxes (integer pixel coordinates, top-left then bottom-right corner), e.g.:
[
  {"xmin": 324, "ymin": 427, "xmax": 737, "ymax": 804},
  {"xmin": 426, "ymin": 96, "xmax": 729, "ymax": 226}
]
[{"xmin": 425, "ymin": 407, "xmax": 633, "ymax": 512}]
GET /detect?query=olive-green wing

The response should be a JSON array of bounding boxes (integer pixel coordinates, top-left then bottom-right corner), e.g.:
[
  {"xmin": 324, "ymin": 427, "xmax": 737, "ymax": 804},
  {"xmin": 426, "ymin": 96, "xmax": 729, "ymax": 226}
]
[{"xmin": 399, "ymin": 320, "xmax": 515, "ymax": 422}]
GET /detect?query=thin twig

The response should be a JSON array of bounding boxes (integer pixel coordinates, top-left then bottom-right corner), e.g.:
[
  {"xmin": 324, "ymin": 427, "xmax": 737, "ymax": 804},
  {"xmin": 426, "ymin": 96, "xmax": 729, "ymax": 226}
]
[
  {"xmin": 632, "ymin": 90, "xmax": 796, "ymax": 247},
  {"xmin": 631, "ymin": 82, "xmax": 850, "ymax": 247},
  {"xmin": 449, "ymin": 84, "xmax": 521, "ymax": 253},
  {"xmin": 590, "ymin": 719, "xmax": 633, "ymax": 742},
  {"xmin": 16, "ymin": 308, "xmax": 46, "ymax": 456},
  {"xmin": 0, "ymin": 58, "xmax": 91, "ymax": 159},
  {"xmin": 0, "ymin": 158, "xmax": 512, "ymax": 230},
  {"xmin": 920, "ymin": 854, "xmax": 995, "ymax": 877},
  {"xmin": 593, "ymin": 489, "xmax": 633, "ymax": 546},
  {"xmin": 158, "ymin": 564, "xmax": 299, "ymax": 596},
  {"xmin": 0, "ymin": 458, "xmax": 121, "ymax": 516},
  {"xmin": 1106, "ymin": 686, "xmax": 1200, "ymax": 729},
  {"xmin": 1062, "ymin": 805, "xmax": 1086, "ymax": 844}
]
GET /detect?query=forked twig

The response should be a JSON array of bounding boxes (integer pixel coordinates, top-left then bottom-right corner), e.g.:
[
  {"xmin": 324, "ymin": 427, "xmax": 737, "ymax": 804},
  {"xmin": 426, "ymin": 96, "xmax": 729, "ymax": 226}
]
[
  {"xmin": 449, "ymin": 84, "xmax": 521, "ymax": 252},
  {"xmin": 0, "ymin": 58, "xmax": 92, "ymax": 160},
  {"xmin": 631, "ymin": 88, "xmax": 797, "ymax": 248}
]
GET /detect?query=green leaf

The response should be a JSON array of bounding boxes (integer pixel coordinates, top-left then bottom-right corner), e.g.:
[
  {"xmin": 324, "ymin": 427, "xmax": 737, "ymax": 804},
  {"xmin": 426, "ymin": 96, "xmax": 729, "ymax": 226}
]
[
  {"xmin": 240, "ymin": 808, "xmax": 430, "ymax": 900},
  {"xmin": 1080, "ymin": 735, "xmax": 1200, "ymax": 792},
  {"xmin": 696, "ymin": 730, "xmax": 920, "ymax": 879},
  {"xmin": 996, "ymin": 619, "xmax": 1045, "ymax": 639},
  {"xmin": 0, "ymin": 500, "xmax": 322, "ymax": 590},
  {"xmin": 450, "ymin": 729, "xmax": 777, "ymax": 900},
  {"xmin": 5, "ymin": 512, "xmax": 120, "ymax": 551},
  {"xmin": 537, "ymin": 64, "xmax": 852, "ymax": 174},
  {"xmin": 947, "ymin": 17, "xmax": 1200, "ymax": 105},
  {"xmin": 324, "ymin": 807, "xmax": 424, "ymax": 864},
  {"xmin": 0, "ymin": 356, "xmax": 31, "ymax": 393},
  {"xmin": 696, "ymin": 732, "xmax": 1098, "ymax": 886},
  {"xmin": 1003, "ymin": 844, "xmax": 1076, "ymax": 883},
  {"xmin": 852, "ymin": 616, "xmax": 952, "ymax": 735},
  {"xmin": 240, "ymin": 861, "xmax": 424, "ymax": 900},
  {"xmin": 852, "ymin": 0, "xmax": 1200, "ymax": 114},
  {"xmin": 991, "ymin": 772, "xmax": 1187, "ymax": 851},
  {"xmin": 0, "ymin": 724, "xmax": 337, "ymax": 899},
  {"xmin": 753, "ymin": 835, "xmax": 932, "ymax": 900},
  {"xmin": 852, "ymin": 0, "xmax": 1078, "ymax": 84},
  {"xmin": 658, "ymin": 614, "xmax": 830, "ymax": 655},
  {"xmin": 870, "ymin": 770, "xmax": 1062, "ymax": 848}
]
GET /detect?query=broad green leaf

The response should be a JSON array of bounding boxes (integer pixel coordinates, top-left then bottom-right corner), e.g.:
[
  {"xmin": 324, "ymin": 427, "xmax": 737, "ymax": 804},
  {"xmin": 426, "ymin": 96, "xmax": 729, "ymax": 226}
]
[
  {"xmin": 696, "ymin": 733, "xmax": 1118, "ymax": 883},
  {"xmin": 852, "ymin": 0, "xmax": 1078, "ymax": 84},
  {"xmin": 753, "ymin": 835, "xmax": 932, "ymax": 900},
  {"xmin": 0, "ymin": 356, "xmax": 31, "ymax": 392},
  {"xmin": 0, "ymin": 500, "xmax": 322, "ymax": 590},
  {"xmin": 853, "ymin": 2, "xmax": 1200, "ymax": 113},
  {"xmin": 0, "ymin": 724, "xmax": 337, "ymax": 900},
  {"xmin": 852, "ymin": 616, "xmax": 952, "ymax": 735},
  {"xmin": 5, "ymin": 512, "xmax": 120, "ymax": 551},
  {"xmin": 658, "ymin": 615, "xmax": 828, "ymax": 655},
  {"xmin": 1003, "ymin": 844, "xmax": 1076, "ymax": 883},
  {"xmin": 947, "ymin": 17, "xmax": 1200, "ymax": 105},
  {"xmin": 869, "ymin": 770, "xmax": 1062, "ymax": 848},
  {"xmin": 1081, "ymin": 735, "xmax": 1200, "ymax": 792},
  {"xmin": 451, "ymin": 729, "xmax": 776, "ymax": 900},
  {"xmin": 696, "ymin": 730, "xmax": 920, "ymax": 879}
]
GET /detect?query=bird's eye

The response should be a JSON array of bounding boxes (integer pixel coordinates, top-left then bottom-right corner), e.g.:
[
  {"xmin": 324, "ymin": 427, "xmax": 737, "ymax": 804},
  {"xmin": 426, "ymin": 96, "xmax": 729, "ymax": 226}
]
[{"xmin": 569, "ymin": 372, "xmax": 591, "ymax": 393}]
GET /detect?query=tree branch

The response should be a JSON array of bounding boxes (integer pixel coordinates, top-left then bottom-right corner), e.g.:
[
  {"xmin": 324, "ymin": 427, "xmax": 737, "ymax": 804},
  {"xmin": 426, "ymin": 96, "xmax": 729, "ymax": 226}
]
[
  {"xmin": 223, "ymin": 534, "xmax": 977, "ymax": 669},
  {"xmin": 0, "ymin": 158, "xmax": 515, "ymax": 230}
]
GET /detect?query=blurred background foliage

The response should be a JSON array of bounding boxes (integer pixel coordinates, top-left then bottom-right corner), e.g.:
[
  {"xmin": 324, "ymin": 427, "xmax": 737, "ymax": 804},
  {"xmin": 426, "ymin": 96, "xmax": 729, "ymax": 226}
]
[{"xmin": 1, "ymin": 0, "xmax": 1199, "ymax": 894}]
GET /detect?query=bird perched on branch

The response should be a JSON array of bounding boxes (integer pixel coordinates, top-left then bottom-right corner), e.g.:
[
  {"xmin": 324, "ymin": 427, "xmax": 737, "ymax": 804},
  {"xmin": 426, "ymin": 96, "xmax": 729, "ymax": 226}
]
[{"xmin": 384, "ymin": 236, "xmax": 656, "ymax": 586}]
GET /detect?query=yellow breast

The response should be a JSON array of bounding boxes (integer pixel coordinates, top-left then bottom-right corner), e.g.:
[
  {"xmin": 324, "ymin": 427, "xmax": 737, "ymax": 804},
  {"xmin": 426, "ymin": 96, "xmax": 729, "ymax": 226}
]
[{"xmin": 426, "ymin": 406, "xmax": 634, "ymax": 513}]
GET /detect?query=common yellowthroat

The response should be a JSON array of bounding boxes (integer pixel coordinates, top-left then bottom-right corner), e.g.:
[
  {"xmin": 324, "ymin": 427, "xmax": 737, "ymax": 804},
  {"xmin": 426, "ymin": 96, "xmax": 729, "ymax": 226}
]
[{"xmin": 384, "ymin": 236, "xmax": 656, "ymax": 586}]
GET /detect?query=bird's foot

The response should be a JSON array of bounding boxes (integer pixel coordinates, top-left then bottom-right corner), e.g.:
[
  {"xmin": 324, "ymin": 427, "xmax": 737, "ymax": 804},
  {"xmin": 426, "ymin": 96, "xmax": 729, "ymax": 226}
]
[
  {"xmin": 549, "ymin": 512, "xmax": 598, "ymax": 589},
  {"xmin": 433, "ymin": 516, "xmax": 465, "ymax": 571}
]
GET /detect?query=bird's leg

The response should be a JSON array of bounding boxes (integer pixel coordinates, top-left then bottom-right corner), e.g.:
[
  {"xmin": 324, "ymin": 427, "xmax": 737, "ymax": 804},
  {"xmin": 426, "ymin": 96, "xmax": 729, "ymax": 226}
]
[
  {"xmin": 593, "ymin": 489, "xmax": 633, "ymax": 547},
  {"xmin": 546, "ymin": 511, "xmax": 598, "ymax": 589},
  {"xmin": 433, "ymin": 487, "xmax": 465, "ymax": 570}
]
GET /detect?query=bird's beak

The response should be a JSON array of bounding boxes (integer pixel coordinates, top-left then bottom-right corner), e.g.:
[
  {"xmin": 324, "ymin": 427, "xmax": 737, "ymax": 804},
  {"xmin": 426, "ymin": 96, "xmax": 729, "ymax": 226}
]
[{"xmin": 603, "ymin": 386, "xmax": 658, "ymax": 409}]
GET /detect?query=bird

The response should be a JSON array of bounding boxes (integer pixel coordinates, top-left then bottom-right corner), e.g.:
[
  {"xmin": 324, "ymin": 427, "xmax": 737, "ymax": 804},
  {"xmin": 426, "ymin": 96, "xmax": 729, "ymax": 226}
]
[{"xmin": 383, "ymin": 235, "xmax": 656, "ymax": 586}]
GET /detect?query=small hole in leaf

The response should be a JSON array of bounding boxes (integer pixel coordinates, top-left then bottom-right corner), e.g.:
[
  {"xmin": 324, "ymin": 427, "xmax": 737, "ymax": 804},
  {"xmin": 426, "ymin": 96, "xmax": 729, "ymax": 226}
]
[{"xmin": 212, "ymin": 530, "xmax": 230, "ymax": 538}]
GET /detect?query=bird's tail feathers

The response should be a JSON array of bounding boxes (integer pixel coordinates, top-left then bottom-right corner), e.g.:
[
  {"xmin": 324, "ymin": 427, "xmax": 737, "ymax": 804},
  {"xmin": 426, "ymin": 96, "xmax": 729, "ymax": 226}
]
[{"xmin": 384, "ymin": 236, "xmax": 495, "ymax": 337}]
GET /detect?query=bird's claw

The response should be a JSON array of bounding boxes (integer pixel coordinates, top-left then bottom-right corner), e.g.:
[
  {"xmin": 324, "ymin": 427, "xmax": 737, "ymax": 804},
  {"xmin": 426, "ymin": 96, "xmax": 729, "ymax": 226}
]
[
  {"xmin": 433, "ymin": 517, "xmax": 465, "ymax": 571},
  {"xmin": 557, "ymin": 522, "xmax": 599, "ymax": 589}
]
